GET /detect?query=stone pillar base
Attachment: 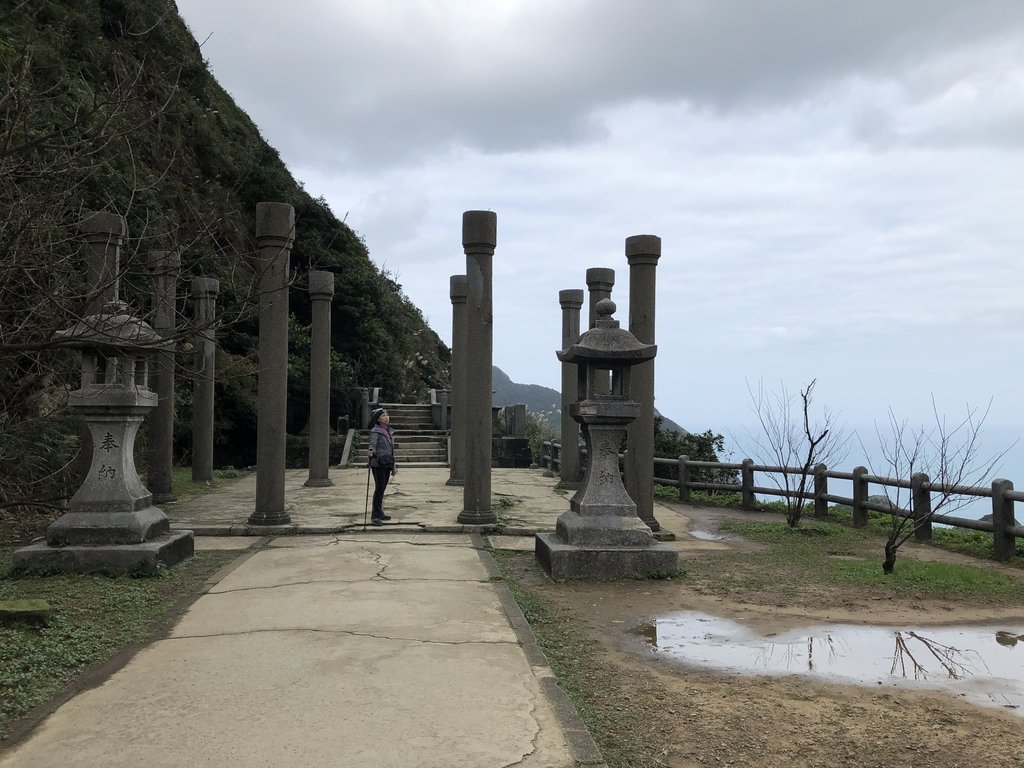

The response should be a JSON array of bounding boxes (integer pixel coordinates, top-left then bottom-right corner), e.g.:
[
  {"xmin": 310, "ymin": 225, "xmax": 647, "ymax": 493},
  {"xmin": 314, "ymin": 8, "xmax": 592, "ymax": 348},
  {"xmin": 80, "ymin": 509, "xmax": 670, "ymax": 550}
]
[
  {"xmin": 535, "ymin": 533, "xmax": 678, "ymax": 580},
  {"xmin": 152, "ymin": 492, "xmax": 177, "ymax": 505},
  {"xmin": 303, "ymin": 478, "xmax": 334, "ymax": 488},
  {"xmin": 445, "ymin": 478, "xmax": 465, "ymax": 487},
  {"xmin": 247, "ymin": 511, "xmax": 292, "ymax": 526},
  {"xmin": 457, "ymin": 509, "xmax": 497, "ymax": 525},
  {"xmin": 556, "ymin": 481, "xmax": 582, "ymax": 491},
  {"xmin": 13, "ymin": 530, "xmax": 194, "ymax": 575},
  {"xmin": 640, "ymin": 514, "xmax": 662, "ymax": 532}
]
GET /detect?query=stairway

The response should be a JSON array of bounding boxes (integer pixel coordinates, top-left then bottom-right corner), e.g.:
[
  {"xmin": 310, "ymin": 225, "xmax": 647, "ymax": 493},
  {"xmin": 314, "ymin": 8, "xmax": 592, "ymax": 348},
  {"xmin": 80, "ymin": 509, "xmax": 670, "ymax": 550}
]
[{"xmin": 354, "ymin": 403, "xmax": 448, "ymax": 468}]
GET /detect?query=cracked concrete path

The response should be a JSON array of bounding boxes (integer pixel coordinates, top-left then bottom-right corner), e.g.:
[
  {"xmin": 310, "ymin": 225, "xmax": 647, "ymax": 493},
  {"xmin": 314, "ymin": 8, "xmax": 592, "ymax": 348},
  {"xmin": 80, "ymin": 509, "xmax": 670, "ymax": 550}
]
[{"xmin": 0, "ymin": 534, "xmax": 588, "ymax": 768}]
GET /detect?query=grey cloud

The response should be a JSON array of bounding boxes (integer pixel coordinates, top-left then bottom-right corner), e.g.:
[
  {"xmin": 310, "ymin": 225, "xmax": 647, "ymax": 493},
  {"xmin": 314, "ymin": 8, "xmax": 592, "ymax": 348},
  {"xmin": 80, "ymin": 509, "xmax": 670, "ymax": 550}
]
[{"xmin": 179, "ymin": 0, "xmax": 1024, "ymax": 166}]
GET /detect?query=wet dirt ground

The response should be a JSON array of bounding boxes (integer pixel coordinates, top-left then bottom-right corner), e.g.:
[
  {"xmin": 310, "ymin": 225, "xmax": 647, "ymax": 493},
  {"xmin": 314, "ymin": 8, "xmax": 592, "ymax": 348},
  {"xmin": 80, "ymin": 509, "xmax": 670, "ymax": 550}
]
[{"xmin": 496, "ymin": 503, "xmax": 1024, "ymax": 768}]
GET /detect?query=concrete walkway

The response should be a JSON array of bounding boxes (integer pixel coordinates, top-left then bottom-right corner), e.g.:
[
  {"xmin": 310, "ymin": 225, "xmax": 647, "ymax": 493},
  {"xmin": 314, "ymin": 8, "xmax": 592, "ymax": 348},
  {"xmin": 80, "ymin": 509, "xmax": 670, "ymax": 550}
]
[{"xmin": 1, "ymin": 468, "xmax": 716, "ymax": 767}]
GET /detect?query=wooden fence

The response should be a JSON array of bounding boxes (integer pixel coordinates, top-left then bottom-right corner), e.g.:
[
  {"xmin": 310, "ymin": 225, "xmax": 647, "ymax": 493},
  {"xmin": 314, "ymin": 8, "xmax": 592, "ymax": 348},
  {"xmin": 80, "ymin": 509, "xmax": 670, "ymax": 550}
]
[{"xmin": 539, "ymin": 440, "xmax": 1022, "ymax": 562}]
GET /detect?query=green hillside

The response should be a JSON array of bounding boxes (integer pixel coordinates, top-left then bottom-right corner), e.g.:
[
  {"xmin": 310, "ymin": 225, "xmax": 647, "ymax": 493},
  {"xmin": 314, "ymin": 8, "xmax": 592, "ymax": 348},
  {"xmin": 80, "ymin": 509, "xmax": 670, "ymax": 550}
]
[{"xmin": 0, "ymin": 1, "xmax": 449, "ymax": 510}]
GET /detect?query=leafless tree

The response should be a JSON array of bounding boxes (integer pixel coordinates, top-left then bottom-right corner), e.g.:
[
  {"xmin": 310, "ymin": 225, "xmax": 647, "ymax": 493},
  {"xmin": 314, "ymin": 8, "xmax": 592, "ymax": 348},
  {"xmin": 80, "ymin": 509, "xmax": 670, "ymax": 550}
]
[
  {"xmin": 741, "ymin": 378, "xmax": 851, "ymax": 527},
  {"xmin": 866, "ymin": 399, "xmax": 1010, "ymax": 574}
]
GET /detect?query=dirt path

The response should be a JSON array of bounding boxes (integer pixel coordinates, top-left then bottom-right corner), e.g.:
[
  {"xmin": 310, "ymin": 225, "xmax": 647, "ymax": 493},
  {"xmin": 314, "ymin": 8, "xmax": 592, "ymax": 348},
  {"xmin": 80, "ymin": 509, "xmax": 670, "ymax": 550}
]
[{"xmin": 497, "ymin": 503, "xmax": 1024, "ymax": 768}]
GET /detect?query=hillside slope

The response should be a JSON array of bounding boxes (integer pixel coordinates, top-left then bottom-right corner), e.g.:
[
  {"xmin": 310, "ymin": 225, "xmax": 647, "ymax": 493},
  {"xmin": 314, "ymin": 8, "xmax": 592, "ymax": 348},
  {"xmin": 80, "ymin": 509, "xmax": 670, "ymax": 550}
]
[{"xmin": 0, "ymin": 0, "xmax": 449, "ymax": 491}]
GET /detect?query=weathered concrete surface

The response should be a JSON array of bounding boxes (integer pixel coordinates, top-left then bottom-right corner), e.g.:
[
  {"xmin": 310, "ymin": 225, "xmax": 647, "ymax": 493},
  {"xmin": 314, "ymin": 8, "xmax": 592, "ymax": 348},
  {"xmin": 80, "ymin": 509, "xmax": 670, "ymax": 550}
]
[{"xmin": 0, "ymin": 535, "xmax": 583, "ymax": 768}]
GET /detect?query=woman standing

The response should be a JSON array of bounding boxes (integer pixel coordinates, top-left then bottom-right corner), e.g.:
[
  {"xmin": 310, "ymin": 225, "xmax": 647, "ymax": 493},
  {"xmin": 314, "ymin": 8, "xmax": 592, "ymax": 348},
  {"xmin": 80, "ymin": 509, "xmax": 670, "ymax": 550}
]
[{"xmin": 367, "ymin": 408, "xmax": 397, "ymax": 525}]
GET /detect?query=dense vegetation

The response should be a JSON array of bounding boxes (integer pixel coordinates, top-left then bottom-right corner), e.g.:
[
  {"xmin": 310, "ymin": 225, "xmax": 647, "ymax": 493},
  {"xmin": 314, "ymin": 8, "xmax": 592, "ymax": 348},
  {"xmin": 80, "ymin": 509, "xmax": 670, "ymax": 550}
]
[{"xmin": 0, "ymin": 0, "xmax": 450, "ymax": 519}]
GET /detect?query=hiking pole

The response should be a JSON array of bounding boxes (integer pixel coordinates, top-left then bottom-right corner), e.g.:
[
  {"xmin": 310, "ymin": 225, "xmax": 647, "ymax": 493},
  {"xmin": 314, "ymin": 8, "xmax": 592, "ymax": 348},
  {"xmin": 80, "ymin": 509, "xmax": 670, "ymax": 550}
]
[{"xmin": 363, "ymin": 463, "xmax": 371, "ymax": 532}]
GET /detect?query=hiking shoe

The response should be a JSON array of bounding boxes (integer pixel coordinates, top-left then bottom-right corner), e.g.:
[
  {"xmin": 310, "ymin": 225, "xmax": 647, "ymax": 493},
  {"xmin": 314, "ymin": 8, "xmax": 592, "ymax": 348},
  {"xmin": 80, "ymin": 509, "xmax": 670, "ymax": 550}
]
[
  {"xmin": 379, "ymin": 514, "xmax": 392, "ymax": 521},
  {"xmin": 371, "ymin": 518, "xmax": 384, "ymax": 526}
]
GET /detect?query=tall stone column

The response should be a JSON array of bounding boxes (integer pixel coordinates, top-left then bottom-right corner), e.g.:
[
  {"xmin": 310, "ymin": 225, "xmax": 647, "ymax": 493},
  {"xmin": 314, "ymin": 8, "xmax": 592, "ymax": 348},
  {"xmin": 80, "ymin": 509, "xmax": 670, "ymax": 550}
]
[
  {"xmin": 459, "ymin": 211, "xmax": 496, "ymax": 524},
  {"xmin": 558, "ymin": 289, "xmax": 584, "ymax": 489},
  {"xmin": 250, "ymin": 202, "xmax": 294, "ymax": 525},
  {"xmin": 447, "ymin": 275, "xmax": 468, "ymax": 487},
  {"xmin": 305, "ymin": 270, "xmax": 335, "ymax": 488},
  {"xmin": 76, "ymin": 213, "xmax": 129, "ymax": 483},
  {"xmin": 586, "ymin": 267, "xmax": 615, "ymax": 397},
  {"xmin": 146, "ymin": 250, "xmax": 180, "ymax": 503},
  {"xmin": 190, "ymin": 277, "xmax": 219, "ymax": 484},
  {"xmin": 82, "ymin": 211, "xmax": 126, "ymax": 315},
  {"xmin": 624, "ymin": 235, "xmax": 661, "ymax": 532}
]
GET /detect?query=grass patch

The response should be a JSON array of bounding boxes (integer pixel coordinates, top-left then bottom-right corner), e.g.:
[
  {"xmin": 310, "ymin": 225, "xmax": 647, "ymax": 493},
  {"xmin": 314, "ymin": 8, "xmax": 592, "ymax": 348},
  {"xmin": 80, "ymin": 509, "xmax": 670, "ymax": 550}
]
[
  {"xmin": 720, "ymin": 521, "xmax": 1024, "ymax": 600},
  {"xmin": 0, "ymin": 547, "xmax": 239, "ymax": 739}
]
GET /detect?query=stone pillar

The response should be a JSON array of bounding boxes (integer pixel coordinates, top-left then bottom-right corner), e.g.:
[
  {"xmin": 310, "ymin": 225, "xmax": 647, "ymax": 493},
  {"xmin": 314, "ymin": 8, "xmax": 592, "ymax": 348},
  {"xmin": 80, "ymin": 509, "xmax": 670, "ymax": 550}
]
[
  {"xmin": 558, "ymin": 289, "xmax": 584, "ymax": 490},
  {"xmin": 146, "ymin": 250, "xmax": 180, "ymax": 504},
  {"xmin": 82, "ymin": 211, "xmax": 126, "ymax": 315},
  {"xmin": 305, "ymin": 270, "xmax": 335, "ymax": 488},
  {"xmin": 190, "ymin": 277, "xmax": 219, "ymax": 484},
  {"xmin": 77, "ymin": 213, "xmax": 128, "ymax": 481},
  {"xmin": 447, "ymin": 276, "xmax": 468, "ymax": 486},
  {"xmin": 624, "ymin": 235, "xmax": 661, "ymax": 532},
  {"xmin": 459, "ymin": 211, "xmax": 496, "ymax": 524},
  {"xmin": 250, "ymin": 202, "xmax": 294, "ymax": 526},
  {"xmin": 585, "ymin": 268, "xmax": 614, "ymax": 397}
]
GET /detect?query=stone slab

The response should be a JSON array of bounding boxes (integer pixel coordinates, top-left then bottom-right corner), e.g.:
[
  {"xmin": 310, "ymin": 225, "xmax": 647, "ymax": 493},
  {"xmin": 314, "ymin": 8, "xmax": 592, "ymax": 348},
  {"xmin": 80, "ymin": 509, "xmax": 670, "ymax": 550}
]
[
  {"xmin": 191, "ymin": 536, "xmax": 258, "ymax": 551},
  {"xmin": 488, "ymin": 535, "xmax": 536, "ymax": 551},
  {"xmin": 535, "ymin": 532, "xmax": 679, "ymax": 580},
  {"xmin": 12, "ymin": 530, "xmax": 194, "ymax": 574}
]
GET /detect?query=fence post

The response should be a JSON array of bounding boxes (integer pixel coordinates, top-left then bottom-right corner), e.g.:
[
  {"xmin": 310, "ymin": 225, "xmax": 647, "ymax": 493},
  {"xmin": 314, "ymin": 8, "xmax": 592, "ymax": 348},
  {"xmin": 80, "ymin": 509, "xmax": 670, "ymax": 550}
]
[
  {"xmin": 678, "ymin": 455, "xmax": 690, "ymax": 503},
  {"xmin": 852, "ymin": 466, "xmax": 868, "ymax": 528},
  {"xmin": 540, "ymin": 441, "xmax": 550, "ymax": 472},
  {"xmin": 911, "ymin": 472, "xmax": 932, "ymax": 541},
  {"xmin": 991, "ymin": 478, "xmax": 1015, "ymax": 562},
  {"xmin": 741, "ymin": 458, "xmax": 754, "ymax": 510},
  {"xmin": 813, "ymin": 463, "xmax": 828, "ymax": 519}
]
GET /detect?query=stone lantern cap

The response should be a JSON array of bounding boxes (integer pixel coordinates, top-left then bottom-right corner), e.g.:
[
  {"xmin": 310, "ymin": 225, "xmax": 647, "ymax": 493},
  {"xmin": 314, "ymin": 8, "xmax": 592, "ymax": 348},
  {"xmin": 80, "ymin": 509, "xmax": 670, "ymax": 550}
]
[
  {"xmin": 557, "ymin": 299, "xmax": 655, "ymax": 365},
  {"xmin": 54, "ymin": 300, "xmax": 168, "ymax": 353}
]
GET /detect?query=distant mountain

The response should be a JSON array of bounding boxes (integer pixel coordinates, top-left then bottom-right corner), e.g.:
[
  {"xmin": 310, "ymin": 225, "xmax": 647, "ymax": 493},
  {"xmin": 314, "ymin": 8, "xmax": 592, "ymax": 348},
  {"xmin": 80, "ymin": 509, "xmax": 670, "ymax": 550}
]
[{"xmin": 492, "ymin": 367, "xmax": 687, "ymax": 434}]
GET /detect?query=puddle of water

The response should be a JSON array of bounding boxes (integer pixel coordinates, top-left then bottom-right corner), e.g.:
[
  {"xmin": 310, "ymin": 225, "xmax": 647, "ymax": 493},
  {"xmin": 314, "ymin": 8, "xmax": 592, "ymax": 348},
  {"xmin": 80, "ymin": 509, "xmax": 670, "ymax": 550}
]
[{"xmin": 632, "ymin": 611, "xmax": 1024, "ymax": 714}]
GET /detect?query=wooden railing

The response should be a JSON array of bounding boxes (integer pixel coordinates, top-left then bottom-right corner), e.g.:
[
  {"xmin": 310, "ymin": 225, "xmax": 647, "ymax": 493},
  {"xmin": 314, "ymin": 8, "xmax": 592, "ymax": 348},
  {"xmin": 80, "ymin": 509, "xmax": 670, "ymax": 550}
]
[{"xmin": 539, "ymin": 440, "xmax": 1022, "ymax": 562}]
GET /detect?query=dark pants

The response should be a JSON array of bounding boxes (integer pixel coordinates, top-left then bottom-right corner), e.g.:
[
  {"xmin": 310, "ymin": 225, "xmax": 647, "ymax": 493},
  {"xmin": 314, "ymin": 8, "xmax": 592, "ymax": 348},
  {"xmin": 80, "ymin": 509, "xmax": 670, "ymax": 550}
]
[{"xmin": 371, "ymin": 465, "xmax": 391, "ymax": 518}]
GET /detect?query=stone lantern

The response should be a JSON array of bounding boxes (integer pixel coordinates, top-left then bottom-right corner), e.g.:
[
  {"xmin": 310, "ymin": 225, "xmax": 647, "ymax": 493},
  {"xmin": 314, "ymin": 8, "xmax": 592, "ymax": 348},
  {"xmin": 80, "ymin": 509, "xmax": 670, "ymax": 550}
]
[
  {"xmin": 14, "ymin": 301, "xmax": 194, "ymax": 573},
  {"xmin": 535, "ymin": 299, "xmax": 678, "ymax": 579}
]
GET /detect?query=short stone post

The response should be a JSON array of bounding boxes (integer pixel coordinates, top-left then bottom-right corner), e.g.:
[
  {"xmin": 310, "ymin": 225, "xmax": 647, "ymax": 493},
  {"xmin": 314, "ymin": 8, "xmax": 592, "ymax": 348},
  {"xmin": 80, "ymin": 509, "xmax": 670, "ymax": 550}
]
[
  {"xmin": 190, "ymin": 277, "xmax": 219, "ymax": 484},
  {"xmin": 438, "ymin": 390, "xmax": 449, "ymax": 431},
  {"xmin": 625, "ymin": 236, "xmax": 661, "ymax": 532},
  {"xmin": 250, "ymin": 202, "xmax": 294, "ymax": 526},
  {"xmin": 146, "ymin": 250, "xmax": 180, "ymax": 504},
  {"xmin": 852, "ymin": 466, "xmax": 869, "ymax": 528},
  {"xmin": 305, "ymin": 270, "xmax": 335, "ymax": 488},
  {"xmin": 447, "ymin": 275, "xmax": 468, "ymax": 487},
  {"xmin": 678, "ymin": 455, "xmax": 690, "ymax": 503},
  {"xmin": 459, "ymin": 212, "xmax": 497, "ymax": 524},
  {"xmin": 558, "ymin": 289, "xmax": 584, "ymax": 490},
  {"xmin": 741, "ymin": 458, "xmax": 755, "ymax": 510},
  {"xmin": 991, "ymin": 479, "xmax": 1016, "ymax": 561},
  {"xmin": 911, "ymin": 472, "xmax": 932, "ymax": 541},
  {"xmin": 813, "ymin": 463, "xmax": 828, "ymax": 519},
  {"xmin": 359, "ymin": 387, "xmax": 370, "ymax": 432}
]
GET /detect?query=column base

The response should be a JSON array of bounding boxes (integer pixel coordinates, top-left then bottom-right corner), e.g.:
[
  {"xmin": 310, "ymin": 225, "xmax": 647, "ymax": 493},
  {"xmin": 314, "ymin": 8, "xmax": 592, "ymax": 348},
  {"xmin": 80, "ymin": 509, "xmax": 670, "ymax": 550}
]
[
  {"xmin": 303, "ymin": 477, "xmax": 334, "ymax": 488},
  {"xmin": 640, "ymin": 514, "xmax": 661, "ymax": 532},
  {"xmin": 248, "ymin": 511, "xmax": 292, "ymax": 526},
  {"xmin": 445, "ymin": 478, "xmax": 465, "ymax": 487},
  {"xmin": 535, "ymin": 533, "xmax": 678, "ymax": 580},
  {"xmin": 13, "ymin": 530, "xmax": 194, "ymax": 575},
  {"xmin": 457, "ymin": 510, "xmax": 497, "ymax": 525},
  {"xmin": 152, "ymin": 492, "xmax": 177, "ymax": 504}
]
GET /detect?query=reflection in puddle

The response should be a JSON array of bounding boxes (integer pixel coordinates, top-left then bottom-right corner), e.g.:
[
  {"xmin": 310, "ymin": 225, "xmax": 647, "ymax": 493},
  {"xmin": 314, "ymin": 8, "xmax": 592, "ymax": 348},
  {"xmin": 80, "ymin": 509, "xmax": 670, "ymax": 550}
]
[{"xmin": 632, "ymin": 612, "xmax": 1024, "ymax": 714}]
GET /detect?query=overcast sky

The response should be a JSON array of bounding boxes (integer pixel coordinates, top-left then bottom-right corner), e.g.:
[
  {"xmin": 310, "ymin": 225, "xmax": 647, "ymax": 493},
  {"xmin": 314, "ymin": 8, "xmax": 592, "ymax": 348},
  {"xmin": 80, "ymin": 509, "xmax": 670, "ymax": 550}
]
[{"xmin": 177, "ymin": 1, "xmax": 1024, "ymax": 475}]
